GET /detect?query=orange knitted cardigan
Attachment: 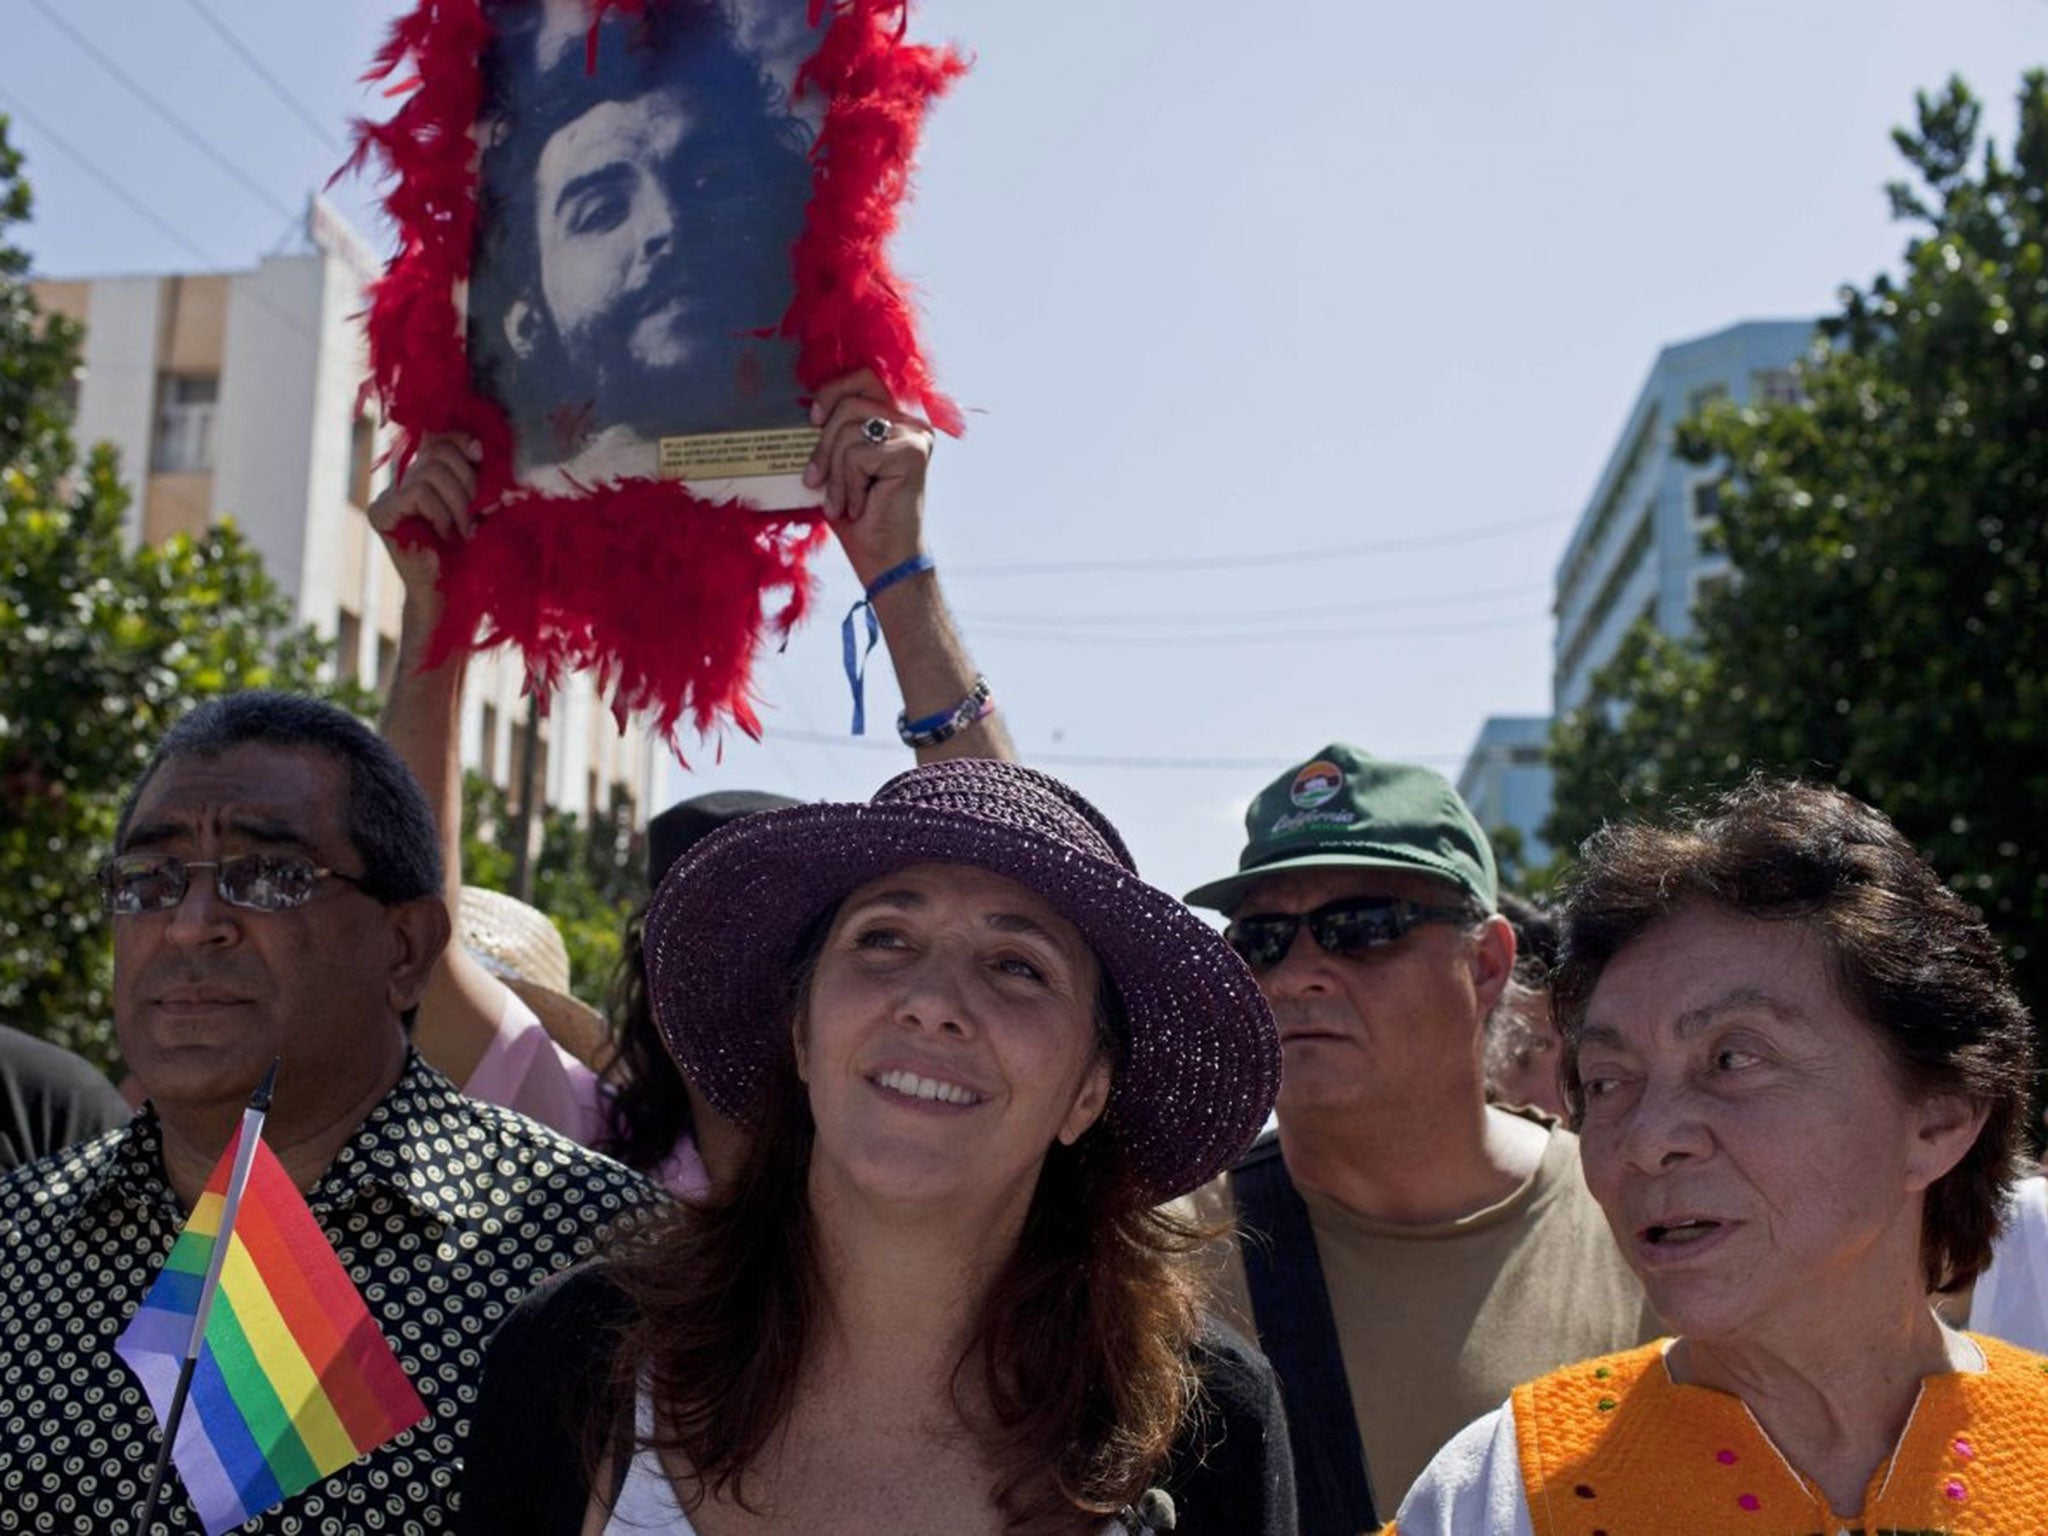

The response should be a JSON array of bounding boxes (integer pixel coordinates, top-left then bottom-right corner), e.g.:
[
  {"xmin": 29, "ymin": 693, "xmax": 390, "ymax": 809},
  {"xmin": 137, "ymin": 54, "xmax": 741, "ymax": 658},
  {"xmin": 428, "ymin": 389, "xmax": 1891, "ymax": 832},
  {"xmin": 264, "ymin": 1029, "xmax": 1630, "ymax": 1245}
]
[{"xmin": 1492, "ymin": 1333, "xmax": 2048, "ymax": 1534}]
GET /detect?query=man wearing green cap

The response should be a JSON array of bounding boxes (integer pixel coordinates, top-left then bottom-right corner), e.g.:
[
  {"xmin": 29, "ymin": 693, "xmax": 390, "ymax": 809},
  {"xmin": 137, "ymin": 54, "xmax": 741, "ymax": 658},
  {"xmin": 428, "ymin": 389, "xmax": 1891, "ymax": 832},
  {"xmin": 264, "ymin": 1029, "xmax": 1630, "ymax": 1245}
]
[{"xmin": 1187, "ymin": 744, "xmax": 1651, "ymax": 1533}]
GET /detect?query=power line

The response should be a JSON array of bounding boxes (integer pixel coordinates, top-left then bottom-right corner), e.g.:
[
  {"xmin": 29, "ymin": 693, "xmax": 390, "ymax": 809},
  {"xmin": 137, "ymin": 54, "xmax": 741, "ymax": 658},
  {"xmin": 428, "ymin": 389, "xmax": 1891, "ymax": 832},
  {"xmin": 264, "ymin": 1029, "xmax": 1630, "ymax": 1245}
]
[
  {"xmin": 179, "ymin": 0, "xmax": 347, "ymax": 155},
  {"xmin": 947, "ymin": 511, "xmax": 1570, "ymax": 579},
  {"xmin": 0, "ymin": 88, "xmax": 216, "ymax": 267},
  {"xmin": 0, "ymin": 86, "xmax": 323, "ymax": 347},
  {"xmin": 763, "ymin": 728, "xmax": 1470, "ymax": 771},
  {"xmin": 22, "ymin": 0, "xmax": 300, "ymax": 222},
  {"xmin": 958, "ymin": 579, "xmax": 1553, "ymax": 629},
  {"xmin": 969, "ymin": 608, "xmax": 1553, "ymax": 647}
]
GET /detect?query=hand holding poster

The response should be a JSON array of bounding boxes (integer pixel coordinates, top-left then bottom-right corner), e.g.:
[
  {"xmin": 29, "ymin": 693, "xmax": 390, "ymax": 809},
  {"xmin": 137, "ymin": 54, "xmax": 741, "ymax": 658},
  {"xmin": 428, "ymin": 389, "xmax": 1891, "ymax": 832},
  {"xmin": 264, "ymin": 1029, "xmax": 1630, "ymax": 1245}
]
[{"xmin": 351, "ymin": 0, "xmax": 963, "ymax": 739}]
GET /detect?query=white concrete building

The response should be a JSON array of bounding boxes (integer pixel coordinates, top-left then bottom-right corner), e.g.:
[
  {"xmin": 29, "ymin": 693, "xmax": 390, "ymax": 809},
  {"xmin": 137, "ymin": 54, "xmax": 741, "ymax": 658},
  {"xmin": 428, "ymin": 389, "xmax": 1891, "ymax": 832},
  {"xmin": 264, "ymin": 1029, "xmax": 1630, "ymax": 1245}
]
[{"xmin": 33, "ymin": 198, "xmax": 656, "ymax": 828}]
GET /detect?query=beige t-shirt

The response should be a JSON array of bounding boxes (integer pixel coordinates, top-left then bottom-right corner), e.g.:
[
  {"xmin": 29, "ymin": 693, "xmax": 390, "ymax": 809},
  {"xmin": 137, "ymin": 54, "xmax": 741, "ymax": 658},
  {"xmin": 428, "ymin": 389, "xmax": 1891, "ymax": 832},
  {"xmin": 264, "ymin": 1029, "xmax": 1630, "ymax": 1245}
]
[{"xmin": 1192, "ymin": 1125, "xmax": 1658, "ymax": 1515}]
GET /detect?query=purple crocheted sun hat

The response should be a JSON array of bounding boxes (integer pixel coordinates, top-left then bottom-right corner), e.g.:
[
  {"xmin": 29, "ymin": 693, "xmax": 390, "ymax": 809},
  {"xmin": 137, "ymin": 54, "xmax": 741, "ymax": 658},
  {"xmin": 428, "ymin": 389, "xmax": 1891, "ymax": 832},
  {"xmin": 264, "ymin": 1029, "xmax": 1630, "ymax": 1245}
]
[{"xmin": 642, "ymin": 758, "xmax": 1280, "ymax": 1201}]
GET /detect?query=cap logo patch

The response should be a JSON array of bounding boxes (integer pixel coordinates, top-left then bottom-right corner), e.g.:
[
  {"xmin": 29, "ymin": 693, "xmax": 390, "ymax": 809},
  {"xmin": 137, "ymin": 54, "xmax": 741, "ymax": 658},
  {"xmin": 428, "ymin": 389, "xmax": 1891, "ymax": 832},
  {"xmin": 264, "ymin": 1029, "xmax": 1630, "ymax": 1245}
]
[
  {"xmin": 1290, "ymin": 760, "xmax": 1344, "ymax": 810},
  {"xmin": 1271, "ymin": 808, "xmax": 1356, "ymax": 837}
]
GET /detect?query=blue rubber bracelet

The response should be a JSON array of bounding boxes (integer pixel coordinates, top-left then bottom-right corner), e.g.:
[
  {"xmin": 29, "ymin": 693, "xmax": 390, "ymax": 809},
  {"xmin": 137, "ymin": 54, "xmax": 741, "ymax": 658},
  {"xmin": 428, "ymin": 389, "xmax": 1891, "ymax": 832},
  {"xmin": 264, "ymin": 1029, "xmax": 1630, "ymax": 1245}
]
[{"xmin": 864, "ymin": 552, "xmax": 935, "ymax": 601}]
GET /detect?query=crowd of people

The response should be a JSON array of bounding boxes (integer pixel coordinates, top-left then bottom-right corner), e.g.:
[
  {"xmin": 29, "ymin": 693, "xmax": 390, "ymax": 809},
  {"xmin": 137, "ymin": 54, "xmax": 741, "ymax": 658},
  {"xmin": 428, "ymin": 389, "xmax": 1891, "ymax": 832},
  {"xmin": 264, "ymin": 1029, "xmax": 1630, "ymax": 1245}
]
[
  {"xmin": 2, "ymin": 25, "xmax": 2044, "ymax": 1517},
  {"xmin": 0, "ymin": 354, "xmax": 2042, "ymax": 1534}
]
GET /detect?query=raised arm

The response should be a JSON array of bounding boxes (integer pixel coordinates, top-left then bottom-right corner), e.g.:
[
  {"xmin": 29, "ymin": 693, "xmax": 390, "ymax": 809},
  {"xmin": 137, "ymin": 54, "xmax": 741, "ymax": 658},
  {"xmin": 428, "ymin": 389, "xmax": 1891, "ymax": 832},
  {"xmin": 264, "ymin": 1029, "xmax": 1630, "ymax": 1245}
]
[
  {"xmin": 807, "ymin": 370, "xmax": 1017, "ymax": 765},
  {"xmin": 367, "ymin": 439, "xmax": 520, "ymax": 1085}
]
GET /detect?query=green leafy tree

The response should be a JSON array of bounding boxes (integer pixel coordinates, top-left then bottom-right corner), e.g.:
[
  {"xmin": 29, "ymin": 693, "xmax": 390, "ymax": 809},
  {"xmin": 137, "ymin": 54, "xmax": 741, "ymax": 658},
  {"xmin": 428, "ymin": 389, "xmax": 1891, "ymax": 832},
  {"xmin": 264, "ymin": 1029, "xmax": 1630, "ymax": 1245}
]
[
  {"xmin": 1487, "ymin": 823, "xmax": 1564, "ymax": 900},
  {"xmin": 1547, "ymin": 72, "xmax": 2048, "ymax": 1018},
  {"xmin": 459, "ymin": 771, "xmax": 640, "ymax": 1009},
  {"xmin": 0, "ymin": 119, "xmax": 359, "ymax": 1068}
]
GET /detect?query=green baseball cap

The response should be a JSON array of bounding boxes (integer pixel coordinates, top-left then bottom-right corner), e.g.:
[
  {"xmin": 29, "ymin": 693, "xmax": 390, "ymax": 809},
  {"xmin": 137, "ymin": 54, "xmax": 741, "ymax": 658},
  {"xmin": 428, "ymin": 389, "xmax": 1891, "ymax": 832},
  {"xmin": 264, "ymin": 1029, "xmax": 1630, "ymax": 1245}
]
[{"xmin": 1184, "ymin": 743, "xmax": 1499, "ymax": 915}]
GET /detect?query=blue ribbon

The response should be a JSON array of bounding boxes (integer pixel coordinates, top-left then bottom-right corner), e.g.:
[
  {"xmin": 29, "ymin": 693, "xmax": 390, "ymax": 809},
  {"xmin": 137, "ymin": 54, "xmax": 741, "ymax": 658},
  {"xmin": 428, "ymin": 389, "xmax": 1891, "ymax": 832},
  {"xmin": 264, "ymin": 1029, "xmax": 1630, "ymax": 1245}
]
[
  {"xmin": 839, "ymin": 553, "xmax": 934, "ymax": 734},
  {"xmin": 841, "ymin": 601, "xmax": 882, "ymax": 734}
]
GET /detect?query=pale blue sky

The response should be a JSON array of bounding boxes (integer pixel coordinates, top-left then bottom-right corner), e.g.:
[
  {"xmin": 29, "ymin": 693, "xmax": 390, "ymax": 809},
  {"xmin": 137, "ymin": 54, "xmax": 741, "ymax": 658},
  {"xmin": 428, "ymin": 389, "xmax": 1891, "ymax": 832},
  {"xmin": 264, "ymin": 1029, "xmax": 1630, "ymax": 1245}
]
[{"xmin": 5, "ymin": 0, "xmax": 2041, "ymax": 901}]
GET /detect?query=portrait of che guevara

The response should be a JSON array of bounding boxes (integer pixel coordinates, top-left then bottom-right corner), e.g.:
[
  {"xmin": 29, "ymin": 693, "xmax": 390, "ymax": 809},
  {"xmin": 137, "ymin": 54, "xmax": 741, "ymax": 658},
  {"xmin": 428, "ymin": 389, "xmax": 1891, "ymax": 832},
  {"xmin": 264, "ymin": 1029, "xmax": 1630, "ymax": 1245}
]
[{"xmin": 466, "ymin": 0, "xmax": 816, "ymax": 491}]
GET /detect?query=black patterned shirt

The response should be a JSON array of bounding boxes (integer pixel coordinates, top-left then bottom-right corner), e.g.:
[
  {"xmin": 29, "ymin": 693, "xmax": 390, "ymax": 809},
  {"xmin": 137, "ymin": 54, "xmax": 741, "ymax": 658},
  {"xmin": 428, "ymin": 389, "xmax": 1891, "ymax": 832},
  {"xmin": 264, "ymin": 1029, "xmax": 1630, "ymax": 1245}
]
[{"xmin": 0, "ymin": 1051, "xmax": 664, "ymax": 1533}]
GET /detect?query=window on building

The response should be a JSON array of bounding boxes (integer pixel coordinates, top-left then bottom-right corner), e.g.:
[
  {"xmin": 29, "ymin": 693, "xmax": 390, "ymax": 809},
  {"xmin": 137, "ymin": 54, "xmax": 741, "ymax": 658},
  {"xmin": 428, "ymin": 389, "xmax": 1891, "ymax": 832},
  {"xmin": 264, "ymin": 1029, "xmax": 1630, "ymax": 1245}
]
[
  {"xmin": 1751, "ymin": 368, "xmax": 1803, "ymax": 407},
  {"xmin": 506, "ymin": 723, "xmax": 550, "ymax": 814},
  {"xmin": 1557, "ymin": 512, "xmax": 1656, "ymax": 687},
  {"xmin": 480, "ymin": 703, "xmax": 499, "ymax": 783},
  {"xmin": 335, "ymin": 608, "xmax": 362, "ymax": 687},
  {"xmin": 1510, "ymin": 745, "xmax": 1545, "ymax": 767},
  {"xmin": 151, "ymin": 374, "xmax": 219, "ymax": 474},
  {"xmin": 1691, "ymin": 479, "xmax": 1723, "ymax": 527},
  {"xmin": 1559, "ymin": 406, "xmax": 1663, "ymax": 603},
  {"xmin": 587, "ymin": 769, "xmax": 601, "ymax": 822},
  {"xmin": 347, "ymin": 412, "xmax": 377, "ymax": 507},
  {"xmin": 375, "ymin": 635, "xmax": 398, "ymax": 693},
  {"xmin": 1686, "ymin": 382, "xmax": 1729, "ymax": 417},
  {"xmin": 529, "ymin": 731, "xmax": 551, "ymax": 814},
  {"xmin": 508, "ymin": 721, "xmax": 527, "ymax": 802}
]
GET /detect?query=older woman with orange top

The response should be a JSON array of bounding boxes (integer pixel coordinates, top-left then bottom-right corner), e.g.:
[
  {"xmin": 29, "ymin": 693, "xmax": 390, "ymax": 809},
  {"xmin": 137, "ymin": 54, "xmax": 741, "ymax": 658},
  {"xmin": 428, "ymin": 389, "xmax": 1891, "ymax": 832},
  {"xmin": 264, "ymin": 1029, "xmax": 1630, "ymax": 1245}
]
[{"xmin": 1391, "ymin": 778, "xmax": 2048, "ymax": 1534}]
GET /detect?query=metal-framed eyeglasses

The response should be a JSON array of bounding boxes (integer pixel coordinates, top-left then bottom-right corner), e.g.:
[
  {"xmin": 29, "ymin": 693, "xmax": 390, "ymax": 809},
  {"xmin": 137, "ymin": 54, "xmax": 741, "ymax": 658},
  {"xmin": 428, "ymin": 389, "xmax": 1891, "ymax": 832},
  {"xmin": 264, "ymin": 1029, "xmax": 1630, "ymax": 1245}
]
[
  {"xmin": 1225, "ymin": 896, "xmax": 1480, "ymax": 972},
  {"xmin": 95, "ymin": 853, "xmax": 368, "ymax": 916}
]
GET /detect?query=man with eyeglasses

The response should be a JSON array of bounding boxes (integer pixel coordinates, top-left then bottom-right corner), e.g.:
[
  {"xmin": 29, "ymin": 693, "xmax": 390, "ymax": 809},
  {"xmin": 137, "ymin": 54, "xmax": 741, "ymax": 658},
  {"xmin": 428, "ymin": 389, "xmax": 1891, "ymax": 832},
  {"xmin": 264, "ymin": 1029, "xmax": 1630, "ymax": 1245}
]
[
  {"xmin": 0, "ymin": 691, "xmax": 662, "ymax": 1532},
  {"xmin": 1184, "ymin": 744, "xmax": 1652, "ymax": 1534}
]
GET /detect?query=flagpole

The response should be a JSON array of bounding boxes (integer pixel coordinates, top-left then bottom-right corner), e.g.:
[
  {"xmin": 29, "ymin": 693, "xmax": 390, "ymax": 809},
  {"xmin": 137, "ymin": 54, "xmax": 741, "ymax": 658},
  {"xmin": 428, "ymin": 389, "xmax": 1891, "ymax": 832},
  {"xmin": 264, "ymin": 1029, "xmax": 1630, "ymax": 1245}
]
[{"xmin": 137, "ymin": 1060, "xmax": 278, "ymax": 1533}]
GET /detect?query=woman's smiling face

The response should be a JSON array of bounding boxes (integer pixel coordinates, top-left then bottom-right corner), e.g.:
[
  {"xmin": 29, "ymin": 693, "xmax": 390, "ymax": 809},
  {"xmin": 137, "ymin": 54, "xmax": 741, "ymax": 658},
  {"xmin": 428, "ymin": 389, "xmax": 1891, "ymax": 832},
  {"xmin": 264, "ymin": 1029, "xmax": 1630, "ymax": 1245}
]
[{"xmin": 797, "ymin": 862, "xmax": 1112, "ymax": 1217}]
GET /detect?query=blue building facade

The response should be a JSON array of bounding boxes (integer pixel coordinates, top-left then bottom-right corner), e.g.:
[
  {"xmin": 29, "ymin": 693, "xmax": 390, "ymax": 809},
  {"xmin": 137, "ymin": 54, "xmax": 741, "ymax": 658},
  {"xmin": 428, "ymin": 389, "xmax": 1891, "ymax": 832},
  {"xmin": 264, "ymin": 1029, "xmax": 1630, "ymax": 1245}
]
[
  {"xmin": 1458, "ymin": 319, "xmax": 1816, "ymax": 868},
  {"xmin": 1456, "ymin": 714, "xmax": 1554, "ymax": 875},
  {"xmin": 1551, "ymin": 319, "xmax": 1815, "ymax": 712}
]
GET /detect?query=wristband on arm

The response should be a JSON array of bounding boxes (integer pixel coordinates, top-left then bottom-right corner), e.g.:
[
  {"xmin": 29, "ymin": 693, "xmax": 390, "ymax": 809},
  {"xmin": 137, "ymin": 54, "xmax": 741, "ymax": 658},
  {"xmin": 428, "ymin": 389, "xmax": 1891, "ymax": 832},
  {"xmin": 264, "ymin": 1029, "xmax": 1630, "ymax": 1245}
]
[
  {"xmin": 839, "ymin": 553, "xmax": 936, "ymax": 735},
  {"xmin": 897, "ymin": 675, "xmax": 994, "ymax": 749}
]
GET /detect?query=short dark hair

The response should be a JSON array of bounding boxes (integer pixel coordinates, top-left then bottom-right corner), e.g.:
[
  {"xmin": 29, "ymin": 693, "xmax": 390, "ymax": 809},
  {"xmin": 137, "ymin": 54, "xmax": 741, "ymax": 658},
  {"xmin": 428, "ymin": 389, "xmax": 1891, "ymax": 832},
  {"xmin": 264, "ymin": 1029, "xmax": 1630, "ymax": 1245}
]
[
  {"xmin": 1497, "ymin": 889, "xmax": 1558, "ymax": 987},
  {"xmin": 1484, "ymin": 891, "xmax": 1556, "ymax": 1097},
  {"xmin": 1553, "ymin": 775, "xmax": 2035, "ymax": 1291},
  {"xmin": 117, "ymin": 691, "xmax": 442, "ymax": 905}
]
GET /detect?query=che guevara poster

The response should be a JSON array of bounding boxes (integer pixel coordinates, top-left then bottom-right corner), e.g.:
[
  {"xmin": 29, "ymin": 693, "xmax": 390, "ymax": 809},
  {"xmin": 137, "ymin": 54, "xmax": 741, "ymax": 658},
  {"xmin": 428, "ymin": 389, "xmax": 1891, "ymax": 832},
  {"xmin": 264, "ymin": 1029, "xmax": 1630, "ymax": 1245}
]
[
  {"xmin": 357, "ymin": 0, "xmax": 965, "ymax": 736},
  {"xmin": 466, "ymin": 0, "xmax": 824, "ymax": 506}
]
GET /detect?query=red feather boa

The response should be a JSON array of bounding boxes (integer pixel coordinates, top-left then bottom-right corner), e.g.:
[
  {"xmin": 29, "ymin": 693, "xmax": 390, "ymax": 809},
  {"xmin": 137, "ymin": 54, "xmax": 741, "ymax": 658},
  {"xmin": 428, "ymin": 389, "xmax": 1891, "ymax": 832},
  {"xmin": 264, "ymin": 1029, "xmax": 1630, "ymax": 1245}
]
[{"xmin": 347, "ymin": 0, "xmax": 965, "ymax": 742}]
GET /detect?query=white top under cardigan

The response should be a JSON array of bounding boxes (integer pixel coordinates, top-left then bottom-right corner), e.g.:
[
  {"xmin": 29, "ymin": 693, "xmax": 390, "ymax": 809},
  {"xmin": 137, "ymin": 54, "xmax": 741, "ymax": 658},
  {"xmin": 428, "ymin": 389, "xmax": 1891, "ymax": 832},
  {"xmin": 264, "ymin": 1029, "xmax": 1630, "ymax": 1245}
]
[
  {"xmin": 1969, "ymin": 1173, "xmax": 2048, "ymax": 1354},
  {"xmin": 601, "ymin": 1382, "xmax": 1128, "ymax": 1533}
]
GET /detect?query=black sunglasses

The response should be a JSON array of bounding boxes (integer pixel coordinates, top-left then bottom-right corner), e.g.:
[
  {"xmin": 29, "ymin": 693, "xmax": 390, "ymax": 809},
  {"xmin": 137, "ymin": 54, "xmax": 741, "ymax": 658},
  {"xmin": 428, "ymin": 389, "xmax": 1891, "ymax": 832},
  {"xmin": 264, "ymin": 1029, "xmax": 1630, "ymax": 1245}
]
[
  {"xmin": 1225, "ymin": 896, "xmax": 1478, "ymax": 971},
  {"xmin": 95, "ymin": 853, "xmax": 368, "ymax": 916}
]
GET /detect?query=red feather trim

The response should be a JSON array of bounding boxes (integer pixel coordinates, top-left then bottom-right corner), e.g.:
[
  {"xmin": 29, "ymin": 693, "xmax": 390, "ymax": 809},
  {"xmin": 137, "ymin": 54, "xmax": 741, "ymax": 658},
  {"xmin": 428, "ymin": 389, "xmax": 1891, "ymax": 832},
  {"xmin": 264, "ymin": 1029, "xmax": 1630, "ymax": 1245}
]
[{"xmin": 349, "ymin": 0, "xmax": 964, "ymax": 745}]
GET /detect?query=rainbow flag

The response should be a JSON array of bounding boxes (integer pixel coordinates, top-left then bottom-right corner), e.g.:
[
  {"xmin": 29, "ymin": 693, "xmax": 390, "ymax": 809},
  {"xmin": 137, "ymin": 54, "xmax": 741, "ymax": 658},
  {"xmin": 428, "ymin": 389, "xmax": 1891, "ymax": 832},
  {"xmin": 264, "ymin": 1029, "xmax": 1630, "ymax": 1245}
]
[{"xmin": 116, "ymin": 1126, "xmax": 427, "ymax": 1534}]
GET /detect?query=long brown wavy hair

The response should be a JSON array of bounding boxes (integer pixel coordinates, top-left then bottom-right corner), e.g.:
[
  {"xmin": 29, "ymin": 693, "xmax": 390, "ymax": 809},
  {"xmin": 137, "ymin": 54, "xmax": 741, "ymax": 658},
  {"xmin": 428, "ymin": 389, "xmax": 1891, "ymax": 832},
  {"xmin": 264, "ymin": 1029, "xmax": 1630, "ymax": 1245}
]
[{"xmin": 598, "ymin": 921, "xmax": 1212, "ymax": 1531}]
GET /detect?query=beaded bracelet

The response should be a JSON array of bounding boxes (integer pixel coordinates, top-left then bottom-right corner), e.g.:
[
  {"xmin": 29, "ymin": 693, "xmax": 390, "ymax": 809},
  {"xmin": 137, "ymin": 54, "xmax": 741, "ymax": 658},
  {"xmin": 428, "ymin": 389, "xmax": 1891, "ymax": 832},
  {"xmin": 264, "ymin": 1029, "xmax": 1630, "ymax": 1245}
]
[{"xmin": 898, "ymin": 675, "xmax": 994, "ymax": 748}]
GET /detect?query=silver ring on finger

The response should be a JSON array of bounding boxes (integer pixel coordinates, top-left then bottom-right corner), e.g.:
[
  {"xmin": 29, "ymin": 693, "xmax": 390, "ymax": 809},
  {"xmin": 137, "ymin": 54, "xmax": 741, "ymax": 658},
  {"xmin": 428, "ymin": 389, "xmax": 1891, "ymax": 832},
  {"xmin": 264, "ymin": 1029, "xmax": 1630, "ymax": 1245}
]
[{"xmin": 860, "ymin": 416, "xmax": 892, "ymax": 445}]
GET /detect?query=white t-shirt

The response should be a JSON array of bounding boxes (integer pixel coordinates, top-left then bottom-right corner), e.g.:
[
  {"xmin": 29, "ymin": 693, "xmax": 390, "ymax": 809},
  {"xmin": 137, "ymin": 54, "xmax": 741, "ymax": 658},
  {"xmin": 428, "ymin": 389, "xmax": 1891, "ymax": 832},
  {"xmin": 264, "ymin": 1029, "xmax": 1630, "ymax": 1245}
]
[
  {"xmin": 602, "ymin": 1384, "xmax": 697, "ymax": 1534},
  {"xmin": 1390, "ymin": 1405, "xmax": 1534, "ymax": 1536},
  {"xmin": 1969, "ymin": 1173, "xmax": 2048, "ymax": 1353},
  {"xmin": 601, "ymin": 1382, "xmax": 1130, "ymax": 1533}
]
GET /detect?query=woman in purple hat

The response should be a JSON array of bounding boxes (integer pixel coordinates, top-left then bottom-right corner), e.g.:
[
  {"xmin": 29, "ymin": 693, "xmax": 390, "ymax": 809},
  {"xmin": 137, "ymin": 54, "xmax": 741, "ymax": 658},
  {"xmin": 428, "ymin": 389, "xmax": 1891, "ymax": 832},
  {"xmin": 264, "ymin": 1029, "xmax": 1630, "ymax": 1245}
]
[{"xmin": 457, "ymin": 759, "xmax": 1294, "ymax": 1535}]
